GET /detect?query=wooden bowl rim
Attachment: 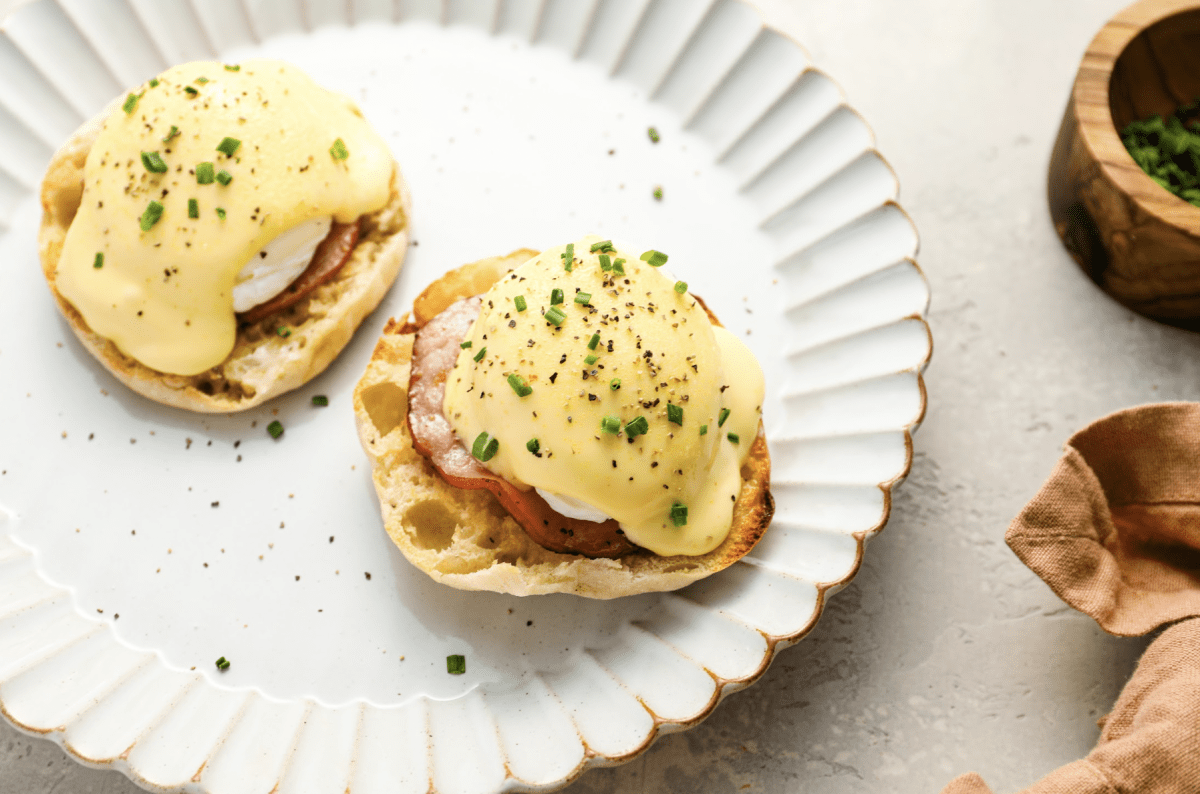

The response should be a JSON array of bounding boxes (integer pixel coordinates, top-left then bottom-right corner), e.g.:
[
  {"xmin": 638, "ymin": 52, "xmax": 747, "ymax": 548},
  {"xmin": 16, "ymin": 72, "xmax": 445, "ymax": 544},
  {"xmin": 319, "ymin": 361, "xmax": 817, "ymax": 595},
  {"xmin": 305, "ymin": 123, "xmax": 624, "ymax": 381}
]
[{"xmin": 1074, "ymin": 0, "xmax": 1200, "ymax": 235}]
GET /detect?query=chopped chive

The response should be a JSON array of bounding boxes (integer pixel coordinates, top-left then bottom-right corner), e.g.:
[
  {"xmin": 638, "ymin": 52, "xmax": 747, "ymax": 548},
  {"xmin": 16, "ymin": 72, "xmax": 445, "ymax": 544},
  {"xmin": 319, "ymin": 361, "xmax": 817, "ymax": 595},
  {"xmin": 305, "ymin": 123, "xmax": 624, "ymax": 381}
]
[
  {"xmin": 648, "ymin": 126, "xmax": 660, "ymax": 143},
  {"xmin": 184, "ymin": 86, "xmax": 199, "ymax": 96},
  {"xmin": 670, "ymin": 503, "xmax": 688, "ymax": 527},
  {"xmin": 560, "ymin": 243, "xmax": 575, "ymax": 271},
  {"xmin": 609, "ymin": 378, "xmax": 621, "ymax": 390},
  {"xmin": 584, "ymin": 354, "xmax": 598, "ymax": 365},
  {"xmin": 514, "ymin": 295, "xmax": 527, "ymax": 312},
  {"xmin": 447, "ymin": 654, "xmax": 466, "ymax": 675},
  {"xmin": 188, "ymin": 198, "xmax": 199, "ymax": 219},
  {"xmin": 544, "ymin": 306, "xmax": 566, "ymax": 325},
  {"xmin": 196, "ymin": 76, "xmax": 209, "ymax": 84},
  {"xmin": 640, "ymin": 250, "xmax": 668, "ymax": 267},
  {"xmin": 718, "ymin": 408, "xmax": 731, "ymax": 427},
  {"xmin": 330, "ymin": 138, "xmax": 349, "ymax": 160},
  {"xmin": 139, "ymin": 200, "xmax": 164, "ymax": 231},
  {"xmin": 653, "ymin": 185, "xmax": 663, "ymax": 201},
  {"xmin": 267, "ymin": 420, "xmax": 284, "ymax": 439},
  {"xmin": 312, "ymin": 395, "xmax": 329, "ymax": 406},
  {"xmin": 507, "ymin": 373, "xmax": 532, "ymax": 397},
  {"xmin": 526, "ymin": 438, "xmax": 540, "ymax": 455},
  {"xmin": 276, "ymin": 326, "xmax": 291, "ymax": 337},
  {"xmin": 149, "ymin": 78, "xmax": 159, "ymax": 88},
  {"xmin": 574, "ymin": 291, "xmax": 591, "ymax": 305},
  {"xmin": 460, "ymin": 341, "xmax": 473, "ymax": 349},
  {"xmin": 215, "ymin": 169, "xmax": 233, "ymax": 186},
  {"xmin": 122, "ymin": 93, "xmax": 140, "ymax": 114},
  {"xmin": 93, "ymin": 252, "xmax": 104, "ymax": 269},
  {"xmin": 700, "ymin": 424, "xmax": 708, "ymax": 436},
  {"xmin": 613, "ymin": 258, "xmax": 626, "ymax": 275},
  {"xmin": 216, "ymin": 208, "xmax": 226, "ymax": 220},
  {"xmin": 674, "ymin": 281, "xmax": 687, "ymax": 294},
  {"xmin": 587, "ymin": 333, "xmax": 600, "ymax": 350},
  {"xmin": 624, "ymin": 415, "xmax": 649, "ymax": 438},
  {"xmin": 215, "ymin": 656, "xmax": 230, "ymax": 670},
  {"xmin": 601, "ymin": 415, "xmax": 621, "ymax": 434},
  {"xmin": 471, "ymin": 432, "xmax": 498, "ymax": 462},
  {"xmin": 196, "ymin": 162, "xmax": 215, "ymax": 184},
  {"xmin": 599, "ymin": 254, "xmax": 612, "ymax": 271},
  {"xmin": 163, "ymin": 125, "xmax": 180, "ymax": 143},
  {"xmin": 667, "ymin": 403, "xmax": 683, "ymax": 425},
  {"xmin": 589, "ymin": 240, "xmax": 614, "ymax": 253},
  {"xmin": 224, "ymin": 64, "xmax": 240, "ymax": 71},
  {"xmin": 216, "ymin": 137, "xmax": 241, "ymax": 157},
  {"xmin": 727, "ymin": 432, "xmax": 740, "ymax": 444},
  {"xmin": 550, "ymin": 288, "xmax": 564, "ymax": 305},
  {"xmin": 141, "ymin": 150, "xmax": 168, "ymax": 173},
  {"xmin": 473, "ymin": 346, "xmax": 487, "ymax": 362}
]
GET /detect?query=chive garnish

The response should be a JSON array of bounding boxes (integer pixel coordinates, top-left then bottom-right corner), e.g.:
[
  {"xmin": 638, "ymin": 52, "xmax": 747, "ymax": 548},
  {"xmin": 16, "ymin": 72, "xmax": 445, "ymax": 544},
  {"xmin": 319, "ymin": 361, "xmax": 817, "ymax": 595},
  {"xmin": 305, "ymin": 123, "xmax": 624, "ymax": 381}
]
[
  {"xmin": 727, "ymin": 432, "xmax": 740, "ymax": 444},
  {"xmin": 560, "ymin": 243, "xmax": 574, "ymax": 271},
  {"xmin": 215, "ymin": 656, "xmax": 230, "ymax": 670},
  {"xmin": 654, "ymin": 186, "xmax": 663, "ymax": 201},
  {"xmin": 196, "ymin": 76, "xmax": 209, "ymax": 84},
  {"xmin": 574, "ymin": 291, "xmax": 591, "ymax": 305},
  {"xmin": 163, "ymin": 125, "xmax": 180, "ymax": 143},
  {"xmin": 276, "ymin": 326, "xmax": 291, "ymax": 337},
  {"xmin": 139, "ymin": 201, "xmax": 164, "ymax": 231},
  {"xmin": 700, "ymin": 424, "xmax": 708, "ymax": 436},
  {"xmin": 188, "ymin": 198, "xmax": 199, "ymax": 219},
  {"xmin": 667, "ymin": 403, "xmax": 683, "ymax": 425},
  {"xmin": 447, "ymin": 654, "xmax": 466, "ymax": 675},
  {"xmin": 601, "ymin": 415, "xmax": 620, "ymax": 434},
  {"xmin": 267, "ymin": 420, "xmax": 284, "ymax": 439},
  {"xmin": 330, "ymin": 138, "xmax": 349, "ymax": 160},
  {"xmin": 216, "ymin": 169, "xmax": 233, "ymax": 186},
  {"xmin": 216, "ymin": 208, "xmax": 226, "ymax": 220},
  {"xmin": 544, "ymin": 306, "xmax": 566, "ymax": 325},
  {"xmin": 718, "ymin": 408, "xmax": 731, "ymax": 427},
  {"xmin": 599, "ymin": 254, "xmax": 612, "ymax": 271},
  {"xmin": 460, "ymin": 341, "xmax": 473, "ymax": 349},
  {"xmin": 471, "ymin": 432, "xmax": 498, "ymax": 462},
  {"xmin": 312, "ymin": 395, "xmax": 329, "ymax": 406},
  {"xmin": 584, "ymin": 354, "xmax": 598, "ymax": 365},
  {"xmin": 473, "ymin": 346, "xmax": 487, "ymax": 362},
  {"xmin": 184, "ymin": 86, "xmax": 199, "ymax": 96},
  {"xmin": 514, "ymin": 295, "xmax": 527, "ymax": 312},
  {"xmin": 613, "ymin": 258, "xmax": 626, "ymax": 275},
  {"xmin": 587, "ymin": 333, "xmax": 600, "ymax": 350},
  {"xmin": 224, "ymin": 64, "xmax": 240, "ymax": 71},
  {"xmin": 550, "ymin": 289, "xmax": 564, "ymax": 305},
  {"xmin": 507, "ymin": 373, "xmax": 532, "ymax": 397},
  {"xmin": 624, "ymin": 416, "xmax": 649, "ymax": 438},
  {"xmin": 641, "ymin": 250, "xmax": 668, "ymax": 267},
  {"xmin": 526, "ymin": 438, "xmax": 540, "ymax": 455},
  {"xmin": 196, "ymin": 162, "xmax": 215, "ymax": 184},
  {"xmin": 674, "ymin": 281, "xmax": 687, "ymax": 294},
  {"xmin": 93, "ymin": 252, "xmax": 104, "ymax": 269},
  {"xmin": 648, "ymin": 127, "xmax": 660, "ymax": 143},
  {"xmin": 589, "ymin": 240, "xmax": 614, "ymax": 253},
  {"xmin": 122, "ymin": 93, "xmax": 140, "ymax": 114},
  {"xmin": 670, "ymin": 503, "xmax": 688, "ymax": 527},
  {"xmin": 216, "ymin": 137, "xmax": 241, "ymax": 157},
  {"xmin": 149, "ymin": 78, "xmax": 159, "ymax": 88},
  {"xmin": 609, "ymin": 378, "xmax": 621, "ymax": 390}
]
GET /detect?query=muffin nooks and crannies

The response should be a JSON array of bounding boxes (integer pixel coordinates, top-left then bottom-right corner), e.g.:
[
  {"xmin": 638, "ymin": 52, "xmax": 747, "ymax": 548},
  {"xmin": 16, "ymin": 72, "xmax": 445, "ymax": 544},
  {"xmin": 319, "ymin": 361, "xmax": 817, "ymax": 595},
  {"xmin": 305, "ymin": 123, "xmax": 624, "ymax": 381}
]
[
  {"xmin": 39, "ymin": 59, "xmax": 411, "ymax": 412},
  {"xmin": 353, "ymin": 241, "xmax": 774, "ymax": 598}
]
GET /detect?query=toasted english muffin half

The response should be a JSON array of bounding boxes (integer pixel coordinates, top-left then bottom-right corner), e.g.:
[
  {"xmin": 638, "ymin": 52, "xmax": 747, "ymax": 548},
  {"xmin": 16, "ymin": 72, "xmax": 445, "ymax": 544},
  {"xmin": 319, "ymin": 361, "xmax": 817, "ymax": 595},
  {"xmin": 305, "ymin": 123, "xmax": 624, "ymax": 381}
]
[
  {"xmin": 353, "ymin": 250, "xmax": 773, "ymax": 599},
  {"xmin": 38, "ymin": 110, "xmax": 412, "ymax": 413}
]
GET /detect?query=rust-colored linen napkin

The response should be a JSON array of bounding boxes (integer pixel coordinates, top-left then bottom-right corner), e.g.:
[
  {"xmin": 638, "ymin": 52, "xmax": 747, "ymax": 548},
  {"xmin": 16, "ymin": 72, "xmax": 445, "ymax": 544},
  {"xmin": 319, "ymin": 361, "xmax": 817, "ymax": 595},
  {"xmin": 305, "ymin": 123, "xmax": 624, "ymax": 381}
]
[{"xmin": 941, "ymin": 403, "xmax": 1200, "ymax": 794}]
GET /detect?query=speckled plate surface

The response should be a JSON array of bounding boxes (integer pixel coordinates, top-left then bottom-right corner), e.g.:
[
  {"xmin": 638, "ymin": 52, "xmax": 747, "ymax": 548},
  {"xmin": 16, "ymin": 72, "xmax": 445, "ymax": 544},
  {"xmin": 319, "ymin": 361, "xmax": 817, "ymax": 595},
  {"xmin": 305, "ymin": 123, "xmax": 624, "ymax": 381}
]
[{"xmin": 0, "ymin": 1, "xmax": 927, "ymax": 792}]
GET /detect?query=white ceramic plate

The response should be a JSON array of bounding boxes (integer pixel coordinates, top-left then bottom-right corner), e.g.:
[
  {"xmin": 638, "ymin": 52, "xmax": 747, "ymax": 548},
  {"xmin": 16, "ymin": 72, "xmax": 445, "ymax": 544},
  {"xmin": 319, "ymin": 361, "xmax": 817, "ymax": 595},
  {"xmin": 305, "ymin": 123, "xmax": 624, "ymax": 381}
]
[{"xmin": 0, "ymin": 1, "xmax": 927, "ymax": 792}]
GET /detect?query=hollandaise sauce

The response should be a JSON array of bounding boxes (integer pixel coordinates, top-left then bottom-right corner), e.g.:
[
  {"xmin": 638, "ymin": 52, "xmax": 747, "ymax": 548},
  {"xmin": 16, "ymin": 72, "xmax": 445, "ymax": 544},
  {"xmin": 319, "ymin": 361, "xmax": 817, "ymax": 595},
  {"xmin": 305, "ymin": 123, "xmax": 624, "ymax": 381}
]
[
  {"xmin": 55, "ymin": 60, "xmax": 392, "ymax": 376},
  {"xmin": 443, "ymin": 238, "xmax": 764, "ymax": 557}
]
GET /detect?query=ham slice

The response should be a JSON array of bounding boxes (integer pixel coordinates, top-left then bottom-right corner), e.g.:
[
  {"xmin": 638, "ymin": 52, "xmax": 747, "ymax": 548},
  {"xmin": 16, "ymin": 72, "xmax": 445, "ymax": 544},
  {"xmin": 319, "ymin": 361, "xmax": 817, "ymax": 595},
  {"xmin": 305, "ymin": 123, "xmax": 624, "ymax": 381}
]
[
  {"xmin": 237, "ymin": 218, "xmax": 361, "ymax": 325},
  {"xmin": 408, "ymin": 296, "xmax": 637, "ymax": 558}
]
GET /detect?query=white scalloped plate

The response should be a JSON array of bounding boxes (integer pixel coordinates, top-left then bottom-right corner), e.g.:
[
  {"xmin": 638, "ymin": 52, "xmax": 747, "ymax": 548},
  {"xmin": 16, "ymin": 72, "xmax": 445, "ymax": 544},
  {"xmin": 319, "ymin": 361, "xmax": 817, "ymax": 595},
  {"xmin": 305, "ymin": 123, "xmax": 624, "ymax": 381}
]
[{"xmin": 0, "ymin": 1, "xmax": 927, "ymax": 792}]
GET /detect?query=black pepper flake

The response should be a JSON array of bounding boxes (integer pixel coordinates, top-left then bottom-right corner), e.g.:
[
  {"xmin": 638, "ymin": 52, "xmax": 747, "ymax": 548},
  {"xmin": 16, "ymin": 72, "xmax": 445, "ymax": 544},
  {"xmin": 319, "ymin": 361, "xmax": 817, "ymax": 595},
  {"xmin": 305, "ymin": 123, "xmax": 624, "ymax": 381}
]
[{"xmin": 549, "ymin": 373, "xmax": 558, "ymax": 384}]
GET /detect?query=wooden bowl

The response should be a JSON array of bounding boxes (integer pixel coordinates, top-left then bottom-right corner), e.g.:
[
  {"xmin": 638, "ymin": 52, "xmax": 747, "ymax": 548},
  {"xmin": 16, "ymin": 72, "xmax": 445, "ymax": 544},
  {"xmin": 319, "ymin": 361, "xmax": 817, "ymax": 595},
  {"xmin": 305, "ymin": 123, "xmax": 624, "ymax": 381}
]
[{"xmin": 1049, "ymin": 0, "xmax": 1200, "ymax": 326}]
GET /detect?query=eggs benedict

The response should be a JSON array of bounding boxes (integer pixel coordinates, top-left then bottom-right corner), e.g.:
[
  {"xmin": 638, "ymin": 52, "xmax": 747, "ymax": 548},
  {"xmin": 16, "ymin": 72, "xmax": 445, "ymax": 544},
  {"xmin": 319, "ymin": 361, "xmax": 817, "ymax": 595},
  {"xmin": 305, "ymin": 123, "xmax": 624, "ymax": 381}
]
[
  {"xmin": 39, "ymin": 59, "xmax": 411, "ymax": 412},
  {"xmin": 354, "ymin": 241, "xmax": 773, "ymax": 599}
]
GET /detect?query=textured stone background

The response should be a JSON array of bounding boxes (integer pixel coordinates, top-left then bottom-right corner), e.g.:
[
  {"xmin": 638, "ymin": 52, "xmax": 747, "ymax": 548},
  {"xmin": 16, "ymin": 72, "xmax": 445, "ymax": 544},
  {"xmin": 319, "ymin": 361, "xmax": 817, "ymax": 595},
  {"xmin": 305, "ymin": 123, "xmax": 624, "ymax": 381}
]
[{"xmin": 4, "ymin": 0, "xmax": 1191, "ymax": 791}]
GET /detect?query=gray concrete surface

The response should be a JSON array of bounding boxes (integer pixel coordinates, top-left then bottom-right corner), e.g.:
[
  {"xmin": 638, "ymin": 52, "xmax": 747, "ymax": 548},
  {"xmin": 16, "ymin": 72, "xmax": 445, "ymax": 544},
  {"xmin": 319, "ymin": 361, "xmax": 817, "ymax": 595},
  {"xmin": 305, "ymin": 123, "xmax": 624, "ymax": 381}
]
[{"xmin": 4, "ymin": 0, "xmax": 1189, "ymax": 791}]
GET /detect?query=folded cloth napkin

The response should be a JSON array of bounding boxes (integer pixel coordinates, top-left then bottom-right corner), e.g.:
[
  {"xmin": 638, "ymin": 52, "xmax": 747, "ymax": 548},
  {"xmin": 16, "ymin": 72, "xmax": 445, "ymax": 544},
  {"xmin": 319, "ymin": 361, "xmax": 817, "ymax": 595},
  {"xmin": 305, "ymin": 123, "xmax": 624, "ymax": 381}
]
[{"xmin": 941, "ymin": 403, "xmax": 1200, "ymax": 794}]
